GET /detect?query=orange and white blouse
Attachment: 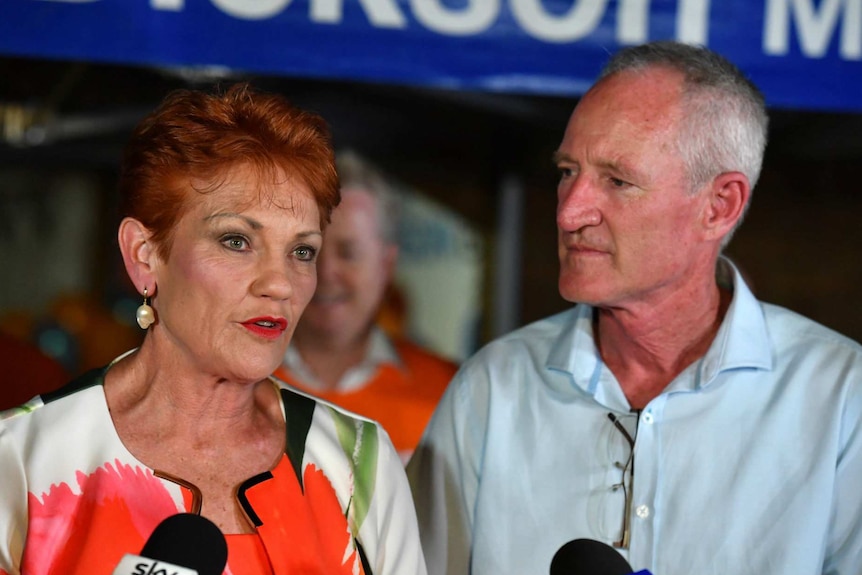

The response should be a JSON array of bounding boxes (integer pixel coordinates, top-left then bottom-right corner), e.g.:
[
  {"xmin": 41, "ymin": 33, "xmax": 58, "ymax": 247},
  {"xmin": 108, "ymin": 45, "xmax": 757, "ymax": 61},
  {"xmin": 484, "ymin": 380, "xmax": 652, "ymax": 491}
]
[{"xmin": 0, "ymin": 364, "xmax": 427, "ymax": 575}]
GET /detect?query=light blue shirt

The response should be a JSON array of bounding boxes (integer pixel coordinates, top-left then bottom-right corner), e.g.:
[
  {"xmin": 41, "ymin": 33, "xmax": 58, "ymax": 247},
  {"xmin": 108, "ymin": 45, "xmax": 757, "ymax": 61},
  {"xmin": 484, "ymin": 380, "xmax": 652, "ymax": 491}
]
[{"xmin": 407, "ymin": 260, "xmax": 862, "ymax": 575}]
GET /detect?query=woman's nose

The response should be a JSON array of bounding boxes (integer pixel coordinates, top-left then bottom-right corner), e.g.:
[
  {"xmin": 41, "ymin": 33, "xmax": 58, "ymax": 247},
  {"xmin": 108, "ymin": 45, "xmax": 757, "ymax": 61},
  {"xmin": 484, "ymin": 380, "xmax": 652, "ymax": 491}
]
[{"xmin": 250, "ymin": 256, "xmax": 294, "ymax": 300}]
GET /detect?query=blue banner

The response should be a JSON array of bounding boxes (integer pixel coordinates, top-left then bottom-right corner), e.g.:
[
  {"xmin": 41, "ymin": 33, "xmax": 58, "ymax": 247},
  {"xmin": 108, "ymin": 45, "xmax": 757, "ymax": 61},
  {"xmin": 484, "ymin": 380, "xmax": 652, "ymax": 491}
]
[{"xmin": 1, "ymin": 0, "xmax": 861, "ymax": 111}]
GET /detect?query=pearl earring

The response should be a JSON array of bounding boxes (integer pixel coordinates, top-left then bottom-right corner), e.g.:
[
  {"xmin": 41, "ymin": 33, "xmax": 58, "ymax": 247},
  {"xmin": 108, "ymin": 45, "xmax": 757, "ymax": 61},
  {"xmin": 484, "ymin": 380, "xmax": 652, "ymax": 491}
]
[{"xmin": 136, "ymin": 287, "xmax": 156, "ymax": 330}]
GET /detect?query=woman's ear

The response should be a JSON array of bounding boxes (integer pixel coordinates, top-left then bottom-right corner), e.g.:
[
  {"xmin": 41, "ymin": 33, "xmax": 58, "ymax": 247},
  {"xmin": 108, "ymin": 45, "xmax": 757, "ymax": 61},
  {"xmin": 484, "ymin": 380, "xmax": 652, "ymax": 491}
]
[
  {"xmin": 118, "ymin": 217, "xmax": 158, "ymax": 295},
  {"xmin": 703, "ymin": 171, "xmax": 751, "ymax": 242}
]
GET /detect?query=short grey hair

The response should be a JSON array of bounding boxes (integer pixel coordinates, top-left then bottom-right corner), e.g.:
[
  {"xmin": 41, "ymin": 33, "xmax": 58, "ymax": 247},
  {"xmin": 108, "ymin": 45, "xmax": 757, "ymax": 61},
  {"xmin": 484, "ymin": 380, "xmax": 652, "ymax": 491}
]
[
  {"xmin": 601, "ymin": 41, "xmax": 768, "ymax": 238},
  {"xmin": 335, "ymin": 149, "xmax": 400, "ymax": 244}
]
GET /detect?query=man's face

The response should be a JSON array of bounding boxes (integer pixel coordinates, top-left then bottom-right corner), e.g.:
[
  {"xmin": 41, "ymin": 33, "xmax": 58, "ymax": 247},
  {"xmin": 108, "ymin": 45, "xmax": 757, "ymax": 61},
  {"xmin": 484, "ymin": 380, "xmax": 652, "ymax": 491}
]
[
  {"xmin": 297, "ymin": 187, "xmax": 397, "ymax": 347},
  {"xmin": 554, "ymin": 67, "xmax": 713, "ymax": 310}
]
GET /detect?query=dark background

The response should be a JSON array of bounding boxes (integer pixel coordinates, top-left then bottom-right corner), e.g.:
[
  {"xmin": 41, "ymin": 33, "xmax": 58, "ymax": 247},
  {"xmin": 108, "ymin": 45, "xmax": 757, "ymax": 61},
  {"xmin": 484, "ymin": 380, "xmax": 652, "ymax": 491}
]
[{"xmin": 2, "ymin": 54, "xmax": 862, "ymax": 373}]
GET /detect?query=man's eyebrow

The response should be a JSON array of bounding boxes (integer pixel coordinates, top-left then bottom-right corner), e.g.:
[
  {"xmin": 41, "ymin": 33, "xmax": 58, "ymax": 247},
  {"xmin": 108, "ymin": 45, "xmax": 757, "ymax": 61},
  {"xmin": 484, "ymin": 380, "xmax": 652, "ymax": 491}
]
[
  {"xmin": 595, "ymin": 158, "xmax": 639, "ymax": 179},
  {"xmin": 551, "ymin": 150, "xmax": 572, "ymax": 164}
]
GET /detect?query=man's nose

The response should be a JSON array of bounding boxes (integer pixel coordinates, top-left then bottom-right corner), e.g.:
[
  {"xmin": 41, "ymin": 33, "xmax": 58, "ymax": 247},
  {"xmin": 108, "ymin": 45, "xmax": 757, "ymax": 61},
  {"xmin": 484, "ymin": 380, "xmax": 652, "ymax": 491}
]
[{"xmin": 556, "ymin": 176, "xmax": 602, "ymax": 232}]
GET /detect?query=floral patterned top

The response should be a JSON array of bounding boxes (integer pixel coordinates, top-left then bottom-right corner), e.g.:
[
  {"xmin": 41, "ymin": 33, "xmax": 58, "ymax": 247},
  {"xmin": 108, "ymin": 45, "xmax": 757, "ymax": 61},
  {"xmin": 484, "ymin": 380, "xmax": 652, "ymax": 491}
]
[{"xmin": 0, "ymin": 364, "xmax": 427, "ymax": 575}]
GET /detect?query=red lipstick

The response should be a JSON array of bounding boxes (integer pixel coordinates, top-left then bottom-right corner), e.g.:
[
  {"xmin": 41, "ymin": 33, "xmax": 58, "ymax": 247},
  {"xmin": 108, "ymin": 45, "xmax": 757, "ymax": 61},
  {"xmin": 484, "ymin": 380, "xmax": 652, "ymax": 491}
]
[{"xmin": 241, "ymin": 317, "xmax": 287, "ymax": 340}]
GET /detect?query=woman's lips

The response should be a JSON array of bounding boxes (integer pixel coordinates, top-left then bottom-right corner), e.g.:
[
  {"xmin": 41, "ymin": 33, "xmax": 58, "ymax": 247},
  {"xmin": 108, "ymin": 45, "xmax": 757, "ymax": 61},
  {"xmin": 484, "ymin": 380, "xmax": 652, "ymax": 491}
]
[{"xmin": 241, "ymin": 317, "xmax": 287, "ymax": 340}]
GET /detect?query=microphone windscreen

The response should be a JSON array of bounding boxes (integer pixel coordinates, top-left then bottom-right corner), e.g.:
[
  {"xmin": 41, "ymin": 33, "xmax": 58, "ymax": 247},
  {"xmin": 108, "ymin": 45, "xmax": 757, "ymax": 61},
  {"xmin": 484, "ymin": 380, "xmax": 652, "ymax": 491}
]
[
  {"xmin": 112, "ymin": 555, "xmax": 198, "ymax": 575},
  {"xmin": 141, "ymin": 513, "xmax": 228, "ymax": 575},
  {"xmin": 550, "ymin": 538, "xmax": 633, "ymax": 575}
]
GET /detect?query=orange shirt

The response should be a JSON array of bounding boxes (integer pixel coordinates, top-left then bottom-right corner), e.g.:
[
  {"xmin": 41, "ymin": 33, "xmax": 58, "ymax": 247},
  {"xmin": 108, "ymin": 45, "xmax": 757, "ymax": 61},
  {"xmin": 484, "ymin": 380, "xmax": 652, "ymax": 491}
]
[
  {"xmin": 275, "ymin": 339, "xmax": 457, "ymax": 461},
  {"xmin": 226, "ymin": 534, "xmax": 273, "ymax": 575}
]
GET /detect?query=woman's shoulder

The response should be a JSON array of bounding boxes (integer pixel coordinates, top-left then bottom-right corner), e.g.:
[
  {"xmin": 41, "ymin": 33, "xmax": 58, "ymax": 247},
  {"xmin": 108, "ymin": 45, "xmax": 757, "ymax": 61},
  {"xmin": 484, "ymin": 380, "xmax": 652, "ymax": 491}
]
[
  {"xmin": 270, "ymin": 376, "xmax": 379, "ymax": 423},
  {"xmin": 1, "ymin": 367, "xmax": 106, "ymax": 426},
  {"xmin": 268, "ymin": 376, "xmax": 402, "ymax": 496}
]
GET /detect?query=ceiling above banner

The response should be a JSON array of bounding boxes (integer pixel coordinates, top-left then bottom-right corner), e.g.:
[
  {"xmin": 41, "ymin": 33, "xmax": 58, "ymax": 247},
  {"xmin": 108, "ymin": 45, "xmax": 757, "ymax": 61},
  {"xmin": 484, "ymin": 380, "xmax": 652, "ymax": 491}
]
[{"xmin": 2, "ymin": 0, "xmax": 861, "ymax": 111}]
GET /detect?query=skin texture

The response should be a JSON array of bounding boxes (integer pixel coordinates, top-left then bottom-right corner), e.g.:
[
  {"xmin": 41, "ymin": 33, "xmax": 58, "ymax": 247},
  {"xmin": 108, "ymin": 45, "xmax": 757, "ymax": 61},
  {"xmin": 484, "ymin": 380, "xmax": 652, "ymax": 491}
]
[
  {"xmin": 554, "ymin": 66, "xmax": 749, "ymax": 408},
  {"xmin": 291, "ymin": 186, "xmax": 398, "ymax": 389},
  {"xmin": 110, "ymin": 163, "xmax": 323, "ymax": 533}
]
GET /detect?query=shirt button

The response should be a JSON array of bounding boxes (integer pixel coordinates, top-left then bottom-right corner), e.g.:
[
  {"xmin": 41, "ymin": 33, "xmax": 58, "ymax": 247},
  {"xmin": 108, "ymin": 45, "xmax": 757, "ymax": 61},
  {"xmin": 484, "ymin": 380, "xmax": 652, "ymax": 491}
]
[
  {"xmin": 642, "ymin": 412, "xmax": 654, "ymax": 424},
  {"xmin": 635, "ymin": 505, "xmax": 651, "ymax": 519}
]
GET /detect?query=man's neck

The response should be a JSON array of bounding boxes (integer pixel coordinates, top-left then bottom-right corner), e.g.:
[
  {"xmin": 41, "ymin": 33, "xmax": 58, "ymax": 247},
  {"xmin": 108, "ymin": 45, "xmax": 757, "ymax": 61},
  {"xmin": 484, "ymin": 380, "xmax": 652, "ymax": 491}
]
[
  {"xmin": 291, "ymin": 331, "xmax": 371, "ymax": 392},
  {"xmin": 596, "ymin": 282, "xmax": 732, "ymax": 410}
]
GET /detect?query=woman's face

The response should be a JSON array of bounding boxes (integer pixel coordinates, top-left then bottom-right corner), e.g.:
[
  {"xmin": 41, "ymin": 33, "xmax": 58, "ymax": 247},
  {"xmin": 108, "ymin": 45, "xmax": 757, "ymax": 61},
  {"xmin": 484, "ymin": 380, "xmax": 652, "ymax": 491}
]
[{"xmin": 148, "ymin": 164, "xmax": 322, "ymax": 383}]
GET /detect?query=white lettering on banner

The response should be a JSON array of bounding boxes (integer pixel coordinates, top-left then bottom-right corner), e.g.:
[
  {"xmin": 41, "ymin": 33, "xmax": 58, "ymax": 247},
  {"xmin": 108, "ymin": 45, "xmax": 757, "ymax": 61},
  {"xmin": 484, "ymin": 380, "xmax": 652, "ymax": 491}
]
[
  {"xmin": 210, "ymin": 0, "xmax": 292, "ymax": 19},
  {"xmin": 146, "ymin": 0, "xmax": 709, "ymax": 45},
  {"xmin": 411, "ymin": 0, "xmax": 499, "ymax": 35},
  {"xmin": 510, "ymin": 0, "xmax": 607, "ymax": 43},
  {"xmin": 133, "ymin": 0, "xmax": 862, "ymax": 63},
  {"xmin": 676, "ymin": 0, "xmax": 710, "ymax": 43},
  {"xmin": 150, "ymin": 0, "xmax": 182, "ymax": 11},
  {"xmin": 312, "ymin": 0, "xmax": 406, "ymax": 27},
  {"xmin": 617, "ymin": 0, "xmax": 650, "ymax": 43},
  {"xmin": 617, "ymin": 0, "xmax": 710, "ymax": 45},
  {"xmin": 764, "ymin": 0, "xmax": 862, "ymax": 59}
]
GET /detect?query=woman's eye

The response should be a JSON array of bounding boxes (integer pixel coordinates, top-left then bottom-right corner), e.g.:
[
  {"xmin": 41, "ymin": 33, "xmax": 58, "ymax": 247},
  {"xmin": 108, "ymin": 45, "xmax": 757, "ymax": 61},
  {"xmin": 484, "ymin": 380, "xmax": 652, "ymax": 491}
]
[
  {"xmin": 222, "ymin": 235, "xmax": 249, "ymax": 251},
  {"xmin": 295, "ymin": 245, "xmax": 317, "ymax": 262}
]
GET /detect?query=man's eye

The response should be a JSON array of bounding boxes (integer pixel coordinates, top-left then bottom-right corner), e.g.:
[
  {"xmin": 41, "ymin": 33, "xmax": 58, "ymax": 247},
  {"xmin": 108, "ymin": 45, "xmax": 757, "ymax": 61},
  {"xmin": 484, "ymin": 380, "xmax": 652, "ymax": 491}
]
[{"xmin": 610, "ymin": 177, "xmax": 628, "ymax": 187}]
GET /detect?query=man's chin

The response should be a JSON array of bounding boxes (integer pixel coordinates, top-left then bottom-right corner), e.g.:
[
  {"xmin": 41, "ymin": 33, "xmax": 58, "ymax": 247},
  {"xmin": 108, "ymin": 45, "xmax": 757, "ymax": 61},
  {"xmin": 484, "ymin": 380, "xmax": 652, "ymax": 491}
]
[
  {"xmin": 558, "ymin": 278, "xmax": 607, "ymax": 306},
  {"xmin": 296, "ymin": 314, "xmax": 342, "ymax": 336}
]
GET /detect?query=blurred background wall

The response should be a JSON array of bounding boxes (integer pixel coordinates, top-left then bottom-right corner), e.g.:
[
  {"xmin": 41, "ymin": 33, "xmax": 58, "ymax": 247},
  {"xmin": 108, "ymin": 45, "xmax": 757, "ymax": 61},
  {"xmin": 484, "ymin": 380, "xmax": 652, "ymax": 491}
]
[{"xmin": 1, "ymin": 48, "xmax": 862, "ymax": 382}]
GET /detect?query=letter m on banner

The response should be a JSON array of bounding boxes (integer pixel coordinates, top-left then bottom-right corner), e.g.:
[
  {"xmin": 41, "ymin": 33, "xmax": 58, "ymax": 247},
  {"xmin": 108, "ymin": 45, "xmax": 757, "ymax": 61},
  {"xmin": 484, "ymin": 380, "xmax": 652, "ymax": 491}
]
[{"xmin": 764, "ymin": 0, "xmax": 862, "ymax": 59}]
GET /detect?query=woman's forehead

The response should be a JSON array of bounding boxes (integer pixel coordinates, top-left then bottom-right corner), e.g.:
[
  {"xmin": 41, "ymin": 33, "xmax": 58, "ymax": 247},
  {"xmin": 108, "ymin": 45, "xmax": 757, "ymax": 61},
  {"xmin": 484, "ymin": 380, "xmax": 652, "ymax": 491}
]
[{"xmin": 187, "ymin": 163, "xmax": 313, "ymax": 209}]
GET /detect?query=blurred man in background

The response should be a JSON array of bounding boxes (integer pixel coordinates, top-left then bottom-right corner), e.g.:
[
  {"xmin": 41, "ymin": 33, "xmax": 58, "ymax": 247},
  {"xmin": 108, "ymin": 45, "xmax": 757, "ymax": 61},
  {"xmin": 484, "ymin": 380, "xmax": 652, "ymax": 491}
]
[{"xmin": 276, "ymin": 151, "xmax": 457, "ymax": 463}]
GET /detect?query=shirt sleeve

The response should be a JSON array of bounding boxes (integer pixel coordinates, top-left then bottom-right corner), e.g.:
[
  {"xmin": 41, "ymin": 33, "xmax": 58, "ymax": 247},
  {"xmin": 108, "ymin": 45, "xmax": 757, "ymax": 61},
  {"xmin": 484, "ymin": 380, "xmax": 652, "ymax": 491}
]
[
  {"xmin": 824, "ymin": 374, "xmax": 862, "ymax": 575},
  {"xmin": 407, "ymin": 360, "xmax": 491, "ymax": 575},
  {"xmin": 0, "ymin": 416, "xmax": 27, "ymax": 574},
  {"xmin": 364, "ymin": 424, "xmax": 429, "ymax": 575}
]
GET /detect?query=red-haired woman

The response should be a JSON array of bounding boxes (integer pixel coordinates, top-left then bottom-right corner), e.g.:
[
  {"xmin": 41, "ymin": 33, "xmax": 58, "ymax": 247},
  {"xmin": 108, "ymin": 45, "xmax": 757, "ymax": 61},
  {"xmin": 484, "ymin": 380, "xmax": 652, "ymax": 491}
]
[{"xmin": 0, "ymin": 84, "xmax": 427, "ymax": 575}]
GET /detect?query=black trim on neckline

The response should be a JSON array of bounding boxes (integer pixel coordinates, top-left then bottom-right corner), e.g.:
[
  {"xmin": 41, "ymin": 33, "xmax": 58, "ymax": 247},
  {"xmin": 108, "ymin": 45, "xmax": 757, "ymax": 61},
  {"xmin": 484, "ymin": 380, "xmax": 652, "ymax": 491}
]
[
  {"xmin": 279, "ymin": 388, "xmax": 316, "ymax": 492},
  {"xmin": 236, "ymin": 471, "xmax": 274, "ymax": 527}
]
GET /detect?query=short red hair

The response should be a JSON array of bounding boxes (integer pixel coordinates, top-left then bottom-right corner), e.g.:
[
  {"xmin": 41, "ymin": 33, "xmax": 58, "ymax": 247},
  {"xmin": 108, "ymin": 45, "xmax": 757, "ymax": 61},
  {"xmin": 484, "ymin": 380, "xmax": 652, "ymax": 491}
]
[{"xmin": 118, "ymin": 83, "xmax": 340, "ymax": 260}]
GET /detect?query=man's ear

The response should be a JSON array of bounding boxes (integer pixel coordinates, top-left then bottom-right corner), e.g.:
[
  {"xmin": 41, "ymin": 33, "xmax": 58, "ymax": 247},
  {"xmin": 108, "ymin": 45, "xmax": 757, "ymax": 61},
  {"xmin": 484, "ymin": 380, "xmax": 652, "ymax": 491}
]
[
  {"xmin": 118, "ymin": 217, "xmax": 158, "ymax": 295},
  {"xmin": 702, "ymin": 171, "xmax": 751, "ymax": 241}
]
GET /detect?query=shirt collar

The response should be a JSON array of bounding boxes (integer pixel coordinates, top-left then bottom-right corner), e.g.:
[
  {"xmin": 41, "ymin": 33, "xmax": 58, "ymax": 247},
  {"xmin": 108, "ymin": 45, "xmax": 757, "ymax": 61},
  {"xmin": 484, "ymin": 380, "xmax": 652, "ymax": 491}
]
[
  {"xmin": 698, "ymin": 256, "xmax": 773, "ymax": 385},
  {"xmin": 547, "ymin": 256, "xmax": 773, "ymax": 398},
  {"xmin": 284, "ymin": 327, "xmax": 402, "ymax": 393}
]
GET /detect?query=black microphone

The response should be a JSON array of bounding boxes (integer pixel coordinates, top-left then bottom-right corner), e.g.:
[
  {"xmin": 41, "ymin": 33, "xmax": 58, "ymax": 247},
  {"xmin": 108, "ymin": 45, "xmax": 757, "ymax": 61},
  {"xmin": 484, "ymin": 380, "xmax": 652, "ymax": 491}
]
[
  {"xmin": 550, "ymin": 538, "xmax": 637, "ymax": 575},
  {"xmin": 113, "ymin": 513, "xmax": 228, "ymax": 575}
]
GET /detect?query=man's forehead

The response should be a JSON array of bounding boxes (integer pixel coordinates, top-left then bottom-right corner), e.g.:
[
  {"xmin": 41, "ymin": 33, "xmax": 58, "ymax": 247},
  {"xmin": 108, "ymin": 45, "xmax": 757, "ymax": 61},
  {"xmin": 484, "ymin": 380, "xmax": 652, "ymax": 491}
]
[
  {"xmin": 586, "ymin": 66, "xmax": 683, "ymax": 107},
  {"xmin": 565, "ymin": 68, "xmax": 684, "ymax": 142}
]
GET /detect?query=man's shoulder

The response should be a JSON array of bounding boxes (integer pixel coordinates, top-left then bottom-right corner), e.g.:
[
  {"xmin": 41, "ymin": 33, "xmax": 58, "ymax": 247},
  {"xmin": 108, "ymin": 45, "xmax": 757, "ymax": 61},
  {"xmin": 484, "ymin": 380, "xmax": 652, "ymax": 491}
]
[
  {"xmin": 486, "ymin": 306, "xmax": 579, "ymax": 349},
  {"xmin": 761, "ymin": 301, "xmax": 862, "ymax": 355},
  {"xmin": 457, "ymin": 307, "xmax": 579, "ymax": 374}
]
